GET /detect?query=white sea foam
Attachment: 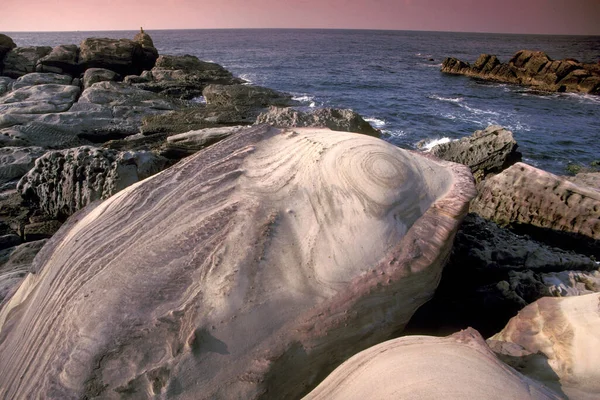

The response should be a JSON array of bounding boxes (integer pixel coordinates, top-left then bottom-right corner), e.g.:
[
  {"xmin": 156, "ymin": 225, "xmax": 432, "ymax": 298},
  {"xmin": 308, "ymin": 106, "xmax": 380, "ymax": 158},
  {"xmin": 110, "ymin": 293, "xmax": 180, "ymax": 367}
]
[
  {"xmin": 563, "ymin": 92, "xmax": 600, "ymax": 104},
  {"xmin": 460, "ymin": 103, "xmax": 500, "ymax": 117},
  {"xmin": 429, "ymin": 94, "xmax": 463, "ymax": 103},
  {"xmin": 292, "ymin": 95, "xmax": 317, "ymax": 108},
  {"xmin": 419, "ymin": 137, "xmax": 453, "ymax": 151},
  {"xmin": 239, "ymin": 73, "xmax": 255, "ymax": 85},
  {"xmin": 190, "ymin": 96, "xmax": 206, "ymax": 104},
  {"xmin": 419, "ymin": 63, "xmax": 443, "ymax": 68},
  {"xmin": 364, "ymin": 117, "xmax": 386, "ymax": 128}
]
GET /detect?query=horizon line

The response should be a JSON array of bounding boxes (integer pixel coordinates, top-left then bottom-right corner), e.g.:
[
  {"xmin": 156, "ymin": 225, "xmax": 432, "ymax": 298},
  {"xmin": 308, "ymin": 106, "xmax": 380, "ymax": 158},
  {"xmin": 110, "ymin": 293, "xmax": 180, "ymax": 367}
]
[{"xmin": 3, "ymin": 27, "xmax": 599, "ymax": 37}]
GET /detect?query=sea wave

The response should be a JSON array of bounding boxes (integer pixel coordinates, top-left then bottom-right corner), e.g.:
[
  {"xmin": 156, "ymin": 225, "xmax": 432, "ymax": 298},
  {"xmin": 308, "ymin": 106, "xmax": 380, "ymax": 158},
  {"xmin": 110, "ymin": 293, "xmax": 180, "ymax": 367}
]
[
  {"xmin": 418, "ymin": 137, "xmax": 453, "ymax": 151},
  {"xmin": 563, "ymin": 92, "xmax": 600, "ymax": 104},
  {"xmin": 239, "ymin": 73, "xmax": 255, "ymax": 85},
  {"xmin": 364, "ymin": 117, "xmax": 386, "ymax": 128},
  {"xmin": 292, "ymin": 94, "xmax": 317, "ymax": 108},
  {"xmin": 429, "ymin": 94, "xmax": 463, "ymax": 103},
  {"xmin": 418, "ymin": 63, "xmax": 443, "ymax": 68}
]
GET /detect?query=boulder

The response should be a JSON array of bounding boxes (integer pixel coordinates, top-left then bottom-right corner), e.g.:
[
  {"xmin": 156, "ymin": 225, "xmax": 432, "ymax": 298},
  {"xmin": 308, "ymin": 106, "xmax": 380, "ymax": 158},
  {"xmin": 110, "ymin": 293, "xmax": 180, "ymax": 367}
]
[
  {"xmin": 82, "ymin": 67, "xmax": 119, "ymax": 89},
  {"xmin": 428, "ymin": 125, "xmax": 521, "ymax": 182},
  {"xmin": 79, "ymin": 38, "xmax": 146, "ymax": 77},
  {"xmin": 442, "ymin": 50, "xmax": 600, "ymax": 95},
  {"xmin": 0, "ymin": 125, "xmax": 475, "ymax": 399},
  {"xmin": 0, "ymin": 34, "xmax": 17, "ymax": 62},
  {"xmin": 0, "ymin": 240, "xmax": 47, "ymax": 307},
  {"xmin": 36, "ymin": 44, "xmax": 79, "ymax": 75},
  {"xmin": 203, "ymin": 83, "xmax": 295, "ymax": 108},
  {"xmin": 2, "ymin": 46, "xmax": 52, "ymax": 78},
  {"xmin": 305, "ymin": 328, "xmax": 560, "ymax": 400},
  {"xmin": 540, "ymin": 269, "xmax": 600, "ymax": 297},
  {"xmin": 134, "ymin": 54, "xmax": 244, "ymax": 99},
  {"xmin": 404, "ymin": 213, "xmax": 598, "ymax": 337},
  {"xmin": 256, "ymin": 106, "xmax": 381, "ymax": 137},
  {"xmin": 17, "ymin": 146, "xmax": 168, "ymax": 218},
  {"xmin": 133, "ymin": 29, "xmax": 158, "ymax": 72},
  {"xmin": 0, "ymin": 83, "xmax": 80, "ymax": 114},
  {"xmin": 0, "ymin": 146, "xmax": 46, "ymax": 185},
  {"xmin": 162, "ymin": 126, "xmax": 243, "ymax": 158},
  {"xmin": 470, "ymin": 162, "xmax": 600, "ymax": 240},
  {"xmin": 12, "ymin": 72, "xmax": 73, "ymax": 90},
  {"xmin": 489, "ymin": 293, "xmax": 600, "ymax": 399}
]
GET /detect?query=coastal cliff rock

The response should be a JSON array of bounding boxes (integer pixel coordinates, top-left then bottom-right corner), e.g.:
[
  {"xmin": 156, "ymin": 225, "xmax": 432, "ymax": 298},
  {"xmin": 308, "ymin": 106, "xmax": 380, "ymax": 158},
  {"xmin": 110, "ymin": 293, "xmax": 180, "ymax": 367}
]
[
  {"xmin": 428, "ymin": 125, "xmax": 521, "ymax": 182},
  {"xmin": 442, "ymin": 50, "xmax": 600, "ymax": 95},
  {"xmin": 36, "ymin": 44, "xmax": 79, "ymax": 75},
  {"xmin": 256, "ymin": 106, "xmax": 381, "ymax": 137},
  {"xmin": 79, "ymin": 38, "xmax": 148, "ymax": 77},
  {"xmin": 2, "ymin": 46, "xmax": 53, "ymax": 78},
  {"xmin": 488, "ymin": 293, "xmax": 600, "ymax": 399},
  {"xmin": 0, "ymin": 125, "xmax": 475, "ymax": 399},
  {"xmin": 0, "ymin": 34, "xmax": 17, "ymax": 62},
  {"xmin": 17, "ymin": 146, "xmax": 168, "ymax": 218},
  {"xmin": 470, "ymin": 162, "xmax": 600, "ymax": 240},
  {"xmin": 134, "ymin": 54, "xmax": 244, "ymax": 99},
  {"xmin": 203, "ymin": 83, "xmax": 296, "ymax": 108},
  {"xmin": 304, "ymin": 328, "xmax": 560, "ymax": 400}
]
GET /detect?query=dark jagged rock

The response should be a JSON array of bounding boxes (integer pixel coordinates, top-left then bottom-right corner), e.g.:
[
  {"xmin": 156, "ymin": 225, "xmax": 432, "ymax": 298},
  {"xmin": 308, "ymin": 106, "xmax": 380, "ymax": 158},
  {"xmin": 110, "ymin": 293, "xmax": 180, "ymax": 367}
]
[
  {"xmin": 133, "ymin": 29, "xmax": 158, "ymax": 72},
  {"xmin": 133, "ymin": 54, "xmax": 244, "ymax": 99},
  {"xmin": 79, "ymin": 38, "xmax": 147, "ymax": 77},
  {"xmin": 428, "ymin": 125, "xmax": 521, "ymax": 182},
  {"xmin": 18, "ymin": 146, "xmax": 168, "ymax": 218},
  {"xmin": 0, "ymin": 34, "xmax": 17, "ymax": 63},
  {"xmin": 36, "ymin": 44, "xmax": 79, "ymax": 75},
  {"xmin": 203, "ymin": 83, "xmax": 296, "ymax": 108},
  {"xmin": 404, "ymin": 213, "xmax": 598, "ymax": 338},
  {"xmin": 255, "ymin": 106, "xmax": 381, "ymax": 137},
  {"xmin": 442, "ymin": 50, "xmax": 600, "ymax": 95},
  {"xmin": 2, "ymin": 47, "xmax": 53, "ymax": 78}
]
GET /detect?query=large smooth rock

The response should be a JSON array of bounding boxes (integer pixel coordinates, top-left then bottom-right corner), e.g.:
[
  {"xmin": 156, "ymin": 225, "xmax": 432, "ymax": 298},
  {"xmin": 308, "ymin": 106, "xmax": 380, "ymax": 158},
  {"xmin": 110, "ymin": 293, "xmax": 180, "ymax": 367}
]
[
  {"xmin": 442, "ymin": 50, "xmax": 600, "ymax": 95},
  {"xmin": 489, "ymin": 293, "xmax": 600, "ymax": 399},
  {"xmin": 305, "ymin": 328, "xmax": 560, "ymax": 400},
  {"xmin": 428, "ymin": 125, "xmax": 521, "ymax": 182},
  {"xmin": 0, "ymin": 83, "xmax": 80, "ymax": 114},
  {"xmin": 79, "ymin": 38, "xmax": 146, "ymax": 77},
  {"xmin": 17, "ymin": 146, "xmax": 168, "ymax": 218},
  {"xmin": 2, "ymin": 46, "xmax": 52, "ymax": 78},
  {"xmin": 36, "ymin": 44, "xmax": 79, "ymax": 75},
  {"xmin": 203, "ymin": 83, "xmax": 295, "ymax": 108},
  {"xmin": 0, "ymin": 146, "xmax": 46, "ymax": 185},
  {"xmin": 0, "ymin": 34, "xmax": 17, "ymax": 62},
  {"xmin": 0, "ymin": 125, "xmax": 475, "ymax": 399},
  {"xmin": 135, "ymin": 55, "xmax": 244, "ymax": 99},
  {"xmin": 12, "ymin": 72, "xmax": 73, "ymax": 89},
  {"xmin": 471, "ymin": 162, "xmax": 600, "ymax": 240},
  {"xmin": 0, "ymin": 240, "xmax": 47, "ymax": 307},
  {"xmin": 256, "ymin": 106, "xmax": 381, "ymax": 137}
]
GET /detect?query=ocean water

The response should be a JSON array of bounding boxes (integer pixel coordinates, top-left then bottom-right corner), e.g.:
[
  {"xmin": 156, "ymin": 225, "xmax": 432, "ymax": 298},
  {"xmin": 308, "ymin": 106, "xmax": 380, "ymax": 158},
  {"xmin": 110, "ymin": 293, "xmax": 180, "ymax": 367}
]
[{"xmin": 9, "ymin": 29, "xmax": 600, "ymax": 174}]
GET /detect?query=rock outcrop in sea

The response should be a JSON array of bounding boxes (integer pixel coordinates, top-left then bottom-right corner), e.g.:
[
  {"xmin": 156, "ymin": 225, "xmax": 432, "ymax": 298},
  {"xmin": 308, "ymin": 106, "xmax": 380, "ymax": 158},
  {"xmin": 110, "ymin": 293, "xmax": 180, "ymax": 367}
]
[{"xmin": 442, "ymin": 50, "xmax": 600, "ymax": 95}]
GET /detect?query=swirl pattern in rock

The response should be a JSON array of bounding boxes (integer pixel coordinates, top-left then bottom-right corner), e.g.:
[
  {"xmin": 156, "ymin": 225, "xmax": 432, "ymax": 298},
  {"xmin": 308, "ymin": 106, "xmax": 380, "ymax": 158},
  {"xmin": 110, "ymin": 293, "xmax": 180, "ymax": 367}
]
[{"xmin": 0, "ymin": 125, "xmax": 475, "ymax": 399}]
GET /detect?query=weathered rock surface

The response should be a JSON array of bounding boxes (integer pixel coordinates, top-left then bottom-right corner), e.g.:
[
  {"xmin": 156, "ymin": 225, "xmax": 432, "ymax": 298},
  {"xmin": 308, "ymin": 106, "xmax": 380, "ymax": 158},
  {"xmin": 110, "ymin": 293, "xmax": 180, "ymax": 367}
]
[
  {"xmin": 11, "ymin": 72, "xmax": 73, "ymax": 90},
  {"xmin": 82, "ymin": 67, "xmax": 119, "ymax": 89},
  {"xmin": 0, "ymin": 146, "xmax": 46, "ymax": 185},
  {"xmin": 404, "ymin": 213, "xmax": 598, "ymax": 337},
  {"xmin": 256, "ymin": 106, "xmax": 381, "ymax": 137},
  {"xmin": 489, "ymin": 293, "xmax": 600, "ymax": 399},
  {"xmin": 0, "ymin": 83, "xmax": 80, "ymax": 114},
  {"xmin": 2, "ymin": 46, "xmax": 52, "ymax": 78},
  {"xmin": 18, "ymin": 146, "xmax": 168, "ymax": 218},
  {"xmin": 79, "ymin": 38, "xmax": 147, "ymax": 77},
  {"xmin": 567, "ymin": 172, "xmax": 600, "ymax": 192},
  {"xmin": 541, "ymin": 269, "xmax": 600, "ymax": 297},
  {"xmin": 0, "ymin": 34, "xmax": 17, "ymax": 62},
  {"xmin": 0, "ymin": 240, "xmax": 46, "ymax": 307},
  {"xmin": 203, "ymin": 83, "xmax": 295, "ymax": 108},
  {"xmin": 0, "ymin": 76, "xmax": 13, "ymax": 96},
  {"xmin": 133, "ymin": 29, "xmax": 158, "ymax": 72},
  {"xmin": 305, "ymin": 328, "xmax": 560, "ymax": 400},
  {"xmin": 428, "ymin": 125, "xmax": 521, "ymax": 182},
  {"xmin": 442, "ymin": 50, "xmax": 600, "ymax": 95},
  {"xmin": 471, "ymin": 162, "xmax": 600, "ymax": 241},
  {"xmin": 0, "ymin": 125, "xmax": 475, "ymax": 399},
  {"xmin": 134, "ymin": 54, "xmax": 243, "ymax": 99},
  {"xmin": 36, "ymin": 44, "xmax": 79, "ymax": 75},
  {"xmin": 162, "ymin": 126, "xmax": 243, "ymax": 158}
]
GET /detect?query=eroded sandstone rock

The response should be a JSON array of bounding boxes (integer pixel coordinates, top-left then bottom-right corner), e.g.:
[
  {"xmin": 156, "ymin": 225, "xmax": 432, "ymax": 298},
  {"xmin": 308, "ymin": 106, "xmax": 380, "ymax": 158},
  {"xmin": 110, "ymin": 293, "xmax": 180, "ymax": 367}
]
[
  {"xmin": 0, "ymin": 146, "xmax": 46, "ymax": 185},
  {"xmin": 0, "ymin": 240, "xmax": 46, "ymax": 307},
  {"xmin": 0, "ymin": 125, "xmax": 475, "ymax": 399},
  {"xmin": 36, "ymin": 44, "xmax": 79, "ymax": 75},
  {"xmin": 203, "ymin": 83, "xmax": 296, "ymax": 108},
  {"xmin": 79, "ymin": 38, "xmax": 146, "ymax": 77}
]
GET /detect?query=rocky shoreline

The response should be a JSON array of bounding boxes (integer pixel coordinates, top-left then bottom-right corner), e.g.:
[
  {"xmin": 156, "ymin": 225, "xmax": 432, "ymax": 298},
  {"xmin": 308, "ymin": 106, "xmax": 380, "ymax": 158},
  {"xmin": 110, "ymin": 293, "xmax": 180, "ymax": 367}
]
[
  {"xmin": 441, "ymin": 49, "xmax": 600, "ymax": 95},
  {"xmin": 0, "ymin": 31, "xmax": 599, "ymax": 399}
]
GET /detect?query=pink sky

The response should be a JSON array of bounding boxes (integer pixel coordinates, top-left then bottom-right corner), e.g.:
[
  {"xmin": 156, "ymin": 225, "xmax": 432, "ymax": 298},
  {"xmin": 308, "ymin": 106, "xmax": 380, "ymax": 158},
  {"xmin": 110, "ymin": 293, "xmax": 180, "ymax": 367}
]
[{"xmin": 1, "ymin": 0, "xmax": 598, "ymax": 34}]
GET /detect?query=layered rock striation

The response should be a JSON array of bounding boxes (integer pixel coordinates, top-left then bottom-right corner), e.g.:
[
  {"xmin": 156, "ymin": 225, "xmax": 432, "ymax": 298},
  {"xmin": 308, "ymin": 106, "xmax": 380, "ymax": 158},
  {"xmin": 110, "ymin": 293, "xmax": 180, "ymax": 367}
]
[
  {"xmin": 0, "ymin": 125, "xmax": 475, "ymax": 399},
  {"xmin": 442, "ymin": 50, "xmax": 600, "ymax": 95}
]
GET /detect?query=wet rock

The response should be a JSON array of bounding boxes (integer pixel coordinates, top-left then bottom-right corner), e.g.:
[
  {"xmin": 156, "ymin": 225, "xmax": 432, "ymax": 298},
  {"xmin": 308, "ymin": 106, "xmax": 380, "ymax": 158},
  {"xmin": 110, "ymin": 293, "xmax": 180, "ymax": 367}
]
[
  {"xmin": 442, "ymin": 50, "xmax": 600, "ymax": 95},
  {"xmin": 2, "ymin": 46, "xmax": 52, "ymax": 78},
  {"xmin": 0, "ymin": 234, "xmax": 21, "ymax": 251},
  {"xmin": 256, "ymin": 106, "xmax": 381, "ymax": 137},
  {"xmin": 36, "ymin": 44, "xmax": 79, "ymax": 75},
  {"xmin": 203, "ymin": 83, "xmax": 296, "ymax": 108},
  {"xmin": 0, "ymin": 125, "xmax": 475, "ymax": 399},
  {"xmin": 428, "ymin": 125, "xmax": 521, "ymax": 182},
  {"xmin": 18, "ymin": 146, "xmax": 168, "ymax": 218}
]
